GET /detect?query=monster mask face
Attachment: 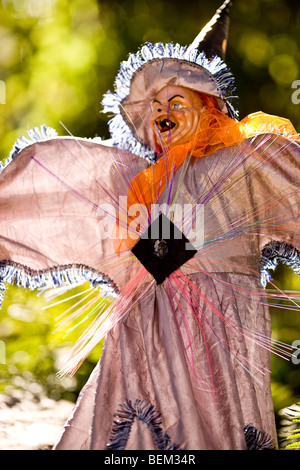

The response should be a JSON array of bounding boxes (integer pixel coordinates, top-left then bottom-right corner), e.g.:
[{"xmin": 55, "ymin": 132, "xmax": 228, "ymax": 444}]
[
  {"xmin": 150, "ymin": 85, "xmax": 205, "ymax": 147},
  {"xmin": 102, "ymin": 0, "xmax": 235, "ymax": 160}
]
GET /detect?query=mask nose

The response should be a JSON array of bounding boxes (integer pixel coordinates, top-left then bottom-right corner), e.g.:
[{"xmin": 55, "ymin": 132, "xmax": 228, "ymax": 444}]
[{"xmin": 151, "ymin": 103, "xmax": 171, "ymax": 120}]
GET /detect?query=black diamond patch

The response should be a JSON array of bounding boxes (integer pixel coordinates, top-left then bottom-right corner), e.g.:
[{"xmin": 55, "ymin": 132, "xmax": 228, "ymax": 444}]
[{"xmin": 131, "ymin": 213, "xmax": 197, "ymax": 284}]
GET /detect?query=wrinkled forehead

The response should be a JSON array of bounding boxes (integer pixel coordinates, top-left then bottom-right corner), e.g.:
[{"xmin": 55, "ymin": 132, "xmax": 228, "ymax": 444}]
[
  {"xmin": 121, "ymin": 59, "xmax": 228, "ymax": 149},
  {"xmin": 152, "ymin": 85, "xmax": 203, "ymax": 105}
]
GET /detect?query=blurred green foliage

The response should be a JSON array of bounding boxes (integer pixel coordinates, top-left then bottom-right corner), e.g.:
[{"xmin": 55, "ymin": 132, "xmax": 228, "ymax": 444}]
[
  {"xmin": 0, "ymin": 0, "xmax": 300, "ymax": 442},
  {"xmin": 0, "ymin": 282, "xmax": 104, "ymax": 402},
  {"xmin": 269, "ymin": 266, "xmax": 300, "ymax": 418},
  {"xmin": 0, "ymin": 0, "xmax": 300, "ymax": 158}
]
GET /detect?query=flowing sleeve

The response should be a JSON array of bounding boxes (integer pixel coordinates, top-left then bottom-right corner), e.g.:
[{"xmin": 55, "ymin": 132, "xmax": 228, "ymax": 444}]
[
  {"xmin": 0, "ymin": 132, "xmax": 148, "ymax": 304},
  {"xmin": 246, "ymin": 134, "xmax": 300, "ymax": 285},
  {"xmin": 175, "ymin": 132, "xmax": 300, "ymax": 288},
  {"xmin": 216, "ymin": 132, "xmax": 300, "ymax": 286}
]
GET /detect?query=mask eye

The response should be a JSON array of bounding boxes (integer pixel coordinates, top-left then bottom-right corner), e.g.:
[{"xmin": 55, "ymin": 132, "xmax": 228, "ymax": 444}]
[{"xmin": 171, "ymin": 102, "xmax": 182, "ymax": 110}]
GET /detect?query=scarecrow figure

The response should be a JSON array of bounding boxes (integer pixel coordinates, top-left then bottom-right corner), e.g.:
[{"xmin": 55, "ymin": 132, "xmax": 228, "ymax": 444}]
[{"xmin": 0, "ymin": 1, "xmax": 299, "ymax": 450}]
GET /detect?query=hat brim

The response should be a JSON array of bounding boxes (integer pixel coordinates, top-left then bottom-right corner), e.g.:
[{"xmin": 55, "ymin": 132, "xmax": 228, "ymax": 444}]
[{"xmin": 121, "ymin": 58, "xmax": 229, "ymax": 149}]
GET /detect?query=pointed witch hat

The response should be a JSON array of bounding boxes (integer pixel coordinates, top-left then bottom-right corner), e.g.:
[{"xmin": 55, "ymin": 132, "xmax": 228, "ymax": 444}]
[
  {"xmin": 186, "ymin": 0, "xmax": 231, "ymax": 60},
  {"xmin": 102, "ymin": 0, "xmax": 237, "ymax": 160}
]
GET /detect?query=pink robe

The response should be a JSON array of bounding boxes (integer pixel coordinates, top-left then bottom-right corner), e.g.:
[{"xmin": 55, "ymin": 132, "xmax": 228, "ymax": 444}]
[{"xmin": 0, "ymin": 132, "xmax": 299, "ymax": 449}]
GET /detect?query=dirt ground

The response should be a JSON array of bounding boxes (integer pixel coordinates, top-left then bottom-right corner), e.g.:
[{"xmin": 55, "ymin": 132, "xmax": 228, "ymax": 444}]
[{"xmin": 0, "ymin": 388, "xmax": 74, "ymax": 450}]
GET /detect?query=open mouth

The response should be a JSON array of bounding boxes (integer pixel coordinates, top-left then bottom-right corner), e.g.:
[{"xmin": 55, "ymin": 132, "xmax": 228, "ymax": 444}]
[{"xmin": 156, "ymin": 118, "xmax": 177, "ymax": 133}]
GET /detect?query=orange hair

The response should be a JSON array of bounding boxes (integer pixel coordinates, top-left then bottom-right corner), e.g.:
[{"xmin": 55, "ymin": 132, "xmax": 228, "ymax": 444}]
[{"xmin": 114, "ymin": 95, "xmax": 299, "ymax": 254}]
